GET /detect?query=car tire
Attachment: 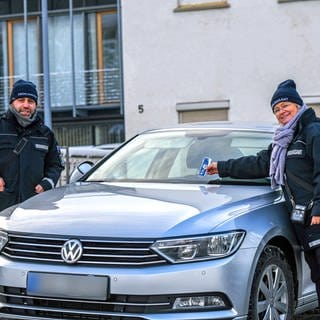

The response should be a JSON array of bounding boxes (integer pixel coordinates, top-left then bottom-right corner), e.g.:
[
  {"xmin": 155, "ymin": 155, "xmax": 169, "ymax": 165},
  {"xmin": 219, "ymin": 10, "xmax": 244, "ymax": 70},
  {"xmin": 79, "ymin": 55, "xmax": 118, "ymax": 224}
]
[{"xmin": 248, "ymin": 245, "xmax": 295, "ymax": 320}]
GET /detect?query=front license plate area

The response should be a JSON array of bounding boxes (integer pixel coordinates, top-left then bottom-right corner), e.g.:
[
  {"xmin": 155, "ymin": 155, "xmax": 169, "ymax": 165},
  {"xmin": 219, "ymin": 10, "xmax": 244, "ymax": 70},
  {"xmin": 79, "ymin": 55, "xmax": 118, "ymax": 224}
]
[{"xmin": 27, "ymin": 272, "xmax": 108, "ymax": 300}]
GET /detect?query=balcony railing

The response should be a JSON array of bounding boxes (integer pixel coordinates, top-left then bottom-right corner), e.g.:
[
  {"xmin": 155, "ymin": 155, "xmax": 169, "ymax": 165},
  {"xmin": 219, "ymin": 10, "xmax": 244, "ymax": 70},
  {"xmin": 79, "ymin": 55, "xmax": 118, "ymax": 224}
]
[{"xmin": 0, "ymin": 68, "xmax": 121, "ymax": 112}]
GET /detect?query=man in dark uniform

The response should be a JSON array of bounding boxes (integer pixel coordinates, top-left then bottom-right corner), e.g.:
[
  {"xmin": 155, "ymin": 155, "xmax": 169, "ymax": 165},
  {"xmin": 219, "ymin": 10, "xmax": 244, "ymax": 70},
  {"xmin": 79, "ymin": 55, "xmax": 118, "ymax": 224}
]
[
  {"xmin": 206, "ymin": 79, "xmax": 320, "ymax": 306},
  {"xmin": 0, "ymin": 79, "xmax": 64, "ymax": 211}
]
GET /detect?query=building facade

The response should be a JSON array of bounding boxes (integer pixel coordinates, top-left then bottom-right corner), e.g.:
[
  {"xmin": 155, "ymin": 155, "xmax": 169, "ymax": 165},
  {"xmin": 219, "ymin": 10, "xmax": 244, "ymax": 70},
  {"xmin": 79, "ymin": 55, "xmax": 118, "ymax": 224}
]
[
  {"xmin": 0, "ymin": 0, "xmax": 124, "ymax": 146},
  {"xmin": 1, "ymin": 0, "xmax": 320, "ymax": 145},
  {"xmin": 121, "ymin": 0, "xmax": 320, "ymax": 139}
]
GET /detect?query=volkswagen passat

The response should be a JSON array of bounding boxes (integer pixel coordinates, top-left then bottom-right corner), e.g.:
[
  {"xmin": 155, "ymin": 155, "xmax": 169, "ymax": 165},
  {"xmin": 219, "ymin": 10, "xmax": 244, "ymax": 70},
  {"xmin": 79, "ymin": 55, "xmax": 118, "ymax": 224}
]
[{"xmin": 0, "ymin": 122, "xmax": 317, "ymax": 320}]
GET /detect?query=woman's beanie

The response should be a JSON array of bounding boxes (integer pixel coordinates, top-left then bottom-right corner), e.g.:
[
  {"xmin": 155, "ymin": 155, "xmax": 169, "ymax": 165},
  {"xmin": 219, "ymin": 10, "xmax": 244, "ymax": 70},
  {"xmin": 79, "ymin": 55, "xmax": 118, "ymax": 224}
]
[
  {"xmin": 9, "ymin": 79, "xmax": 38, "ymax": 105},
  {"xmin": 270, "ymin": 79, "xmax": 303, "ymax": 110}
]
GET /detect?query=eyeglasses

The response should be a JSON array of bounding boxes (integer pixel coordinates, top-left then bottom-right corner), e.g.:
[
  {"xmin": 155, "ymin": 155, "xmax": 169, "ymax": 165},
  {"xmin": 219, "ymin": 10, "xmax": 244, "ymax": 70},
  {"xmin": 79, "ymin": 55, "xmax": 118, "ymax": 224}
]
[{"xmin": 273, "ymin": 104, "xmax": 291, "ymax": 114}]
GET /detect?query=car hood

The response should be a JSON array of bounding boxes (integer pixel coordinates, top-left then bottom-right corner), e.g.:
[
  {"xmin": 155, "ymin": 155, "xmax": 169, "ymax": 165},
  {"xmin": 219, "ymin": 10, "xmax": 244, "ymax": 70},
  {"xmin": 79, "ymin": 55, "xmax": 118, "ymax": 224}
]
[{"xmin": 1, "ymin": 182, "xmax": 279, "ymax": 238}]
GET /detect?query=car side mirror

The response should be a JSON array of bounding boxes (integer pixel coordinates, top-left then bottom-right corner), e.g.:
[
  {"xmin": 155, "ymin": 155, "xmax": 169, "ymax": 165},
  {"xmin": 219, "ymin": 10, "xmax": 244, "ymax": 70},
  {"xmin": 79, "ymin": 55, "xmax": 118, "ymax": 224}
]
[{"xmin": 69, "ymin": 161, "xmax": 94, "ymax": 183}]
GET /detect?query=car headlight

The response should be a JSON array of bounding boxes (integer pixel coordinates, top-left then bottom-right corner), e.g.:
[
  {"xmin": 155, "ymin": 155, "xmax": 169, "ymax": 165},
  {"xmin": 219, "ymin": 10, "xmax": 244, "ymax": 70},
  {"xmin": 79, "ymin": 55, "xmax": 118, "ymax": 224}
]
[
  {"xmin": 0, "ymin": 231, "xmax": 8, "ymax": 252},
  {"xmin": 151, "ymin": 231, "xmax": 245, "ymax": 263}
]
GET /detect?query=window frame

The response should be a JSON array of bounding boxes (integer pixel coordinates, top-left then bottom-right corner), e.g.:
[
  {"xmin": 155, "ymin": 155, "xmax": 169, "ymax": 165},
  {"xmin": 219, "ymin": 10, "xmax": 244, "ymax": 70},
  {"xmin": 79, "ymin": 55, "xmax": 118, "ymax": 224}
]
[
  {"xmin": 278, "ymin": 0, "xmax": 319, "ymax": 2},
  {"xmin": 176, "ymin": 100, "xmax": 230, "ymax": 123},
  {"xmin": 174, "ymin": 0, "xmax": 230, "ymax": 12}
]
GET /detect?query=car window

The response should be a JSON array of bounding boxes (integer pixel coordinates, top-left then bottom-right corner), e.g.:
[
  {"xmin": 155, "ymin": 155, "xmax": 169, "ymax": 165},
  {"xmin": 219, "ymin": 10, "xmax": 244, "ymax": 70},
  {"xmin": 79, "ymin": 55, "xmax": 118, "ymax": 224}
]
[
  {"xmin": 112, "ymin": 148, "xmax": 159, "ymax": 179},
  {"xmin": 86, "ymin": 129, "xmax": 272, "ymax": 183},
  {"xmin": 231, "ymin": 137, "xmax": 271, "ymax": 156}
]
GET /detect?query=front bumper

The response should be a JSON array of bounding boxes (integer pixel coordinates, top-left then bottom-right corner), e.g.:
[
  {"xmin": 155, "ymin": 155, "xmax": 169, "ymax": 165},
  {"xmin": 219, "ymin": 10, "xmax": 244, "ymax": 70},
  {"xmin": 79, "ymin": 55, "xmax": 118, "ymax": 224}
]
[{"xmin": 0, "ymin": 248, "xmax": 255, "ymax": 320}]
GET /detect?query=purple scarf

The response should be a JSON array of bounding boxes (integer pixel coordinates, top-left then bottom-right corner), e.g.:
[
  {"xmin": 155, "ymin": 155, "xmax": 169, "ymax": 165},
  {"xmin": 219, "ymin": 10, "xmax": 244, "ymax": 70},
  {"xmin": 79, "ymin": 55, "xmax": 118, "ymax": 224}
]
[{"xmin": 269, "ymin": 104, "xmax": 307, "ymax": 189}]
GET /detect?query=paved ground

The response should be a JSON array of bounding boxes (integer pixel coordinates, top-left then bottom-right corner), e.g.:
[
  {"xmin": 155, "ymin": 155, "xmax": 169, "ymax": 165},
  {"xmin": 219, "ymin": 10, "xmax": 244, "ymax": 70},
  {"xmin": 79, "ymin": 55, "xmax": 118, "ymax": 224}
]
[
  {"xmin": 296, "ymin": 315, "xmax": 320, "ymax": 319},
  {"xmin": 295, "ymin": 309, "xmax": 320, "ymax": 319}
]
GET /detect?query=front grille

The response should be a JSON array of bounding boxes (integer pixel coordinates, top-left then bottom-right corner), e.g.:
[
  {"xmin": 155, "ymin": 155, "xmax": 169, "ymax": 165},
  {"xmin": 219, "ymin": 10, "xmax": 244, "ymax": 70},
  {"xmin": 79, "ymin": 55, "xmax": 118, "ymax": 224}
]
[
  {"xmin": 0, "ymin": 286, "xmax": 174, "ymax": 320},
  {"xmin": 2, "ymin": 233, "xmax": 166, "ymax": 266}
]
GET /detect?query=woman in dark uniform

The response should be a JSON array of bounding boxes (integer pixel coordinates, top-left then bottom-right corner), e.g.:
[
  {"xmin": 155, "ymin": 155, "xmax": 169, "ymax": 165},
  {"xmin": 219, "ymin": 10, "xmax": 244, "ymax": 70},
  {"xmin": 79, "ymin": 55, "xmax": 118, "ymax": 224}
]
[{"xmin": 207, "ymin": 79, "xmax": 320, "ymax": 305}]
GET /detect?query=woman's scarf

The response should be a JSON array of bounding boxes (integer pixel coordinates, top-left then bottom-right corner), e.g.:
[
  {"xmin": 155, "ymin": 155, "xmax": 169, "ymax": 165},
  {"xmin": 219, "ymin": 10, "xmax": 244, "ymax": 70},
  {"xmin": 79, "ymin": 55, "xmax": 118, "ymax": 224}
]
[
  {"xmin": 9, "ymin": 104, "xmax": 38, "ymax": 128},
  {"xmin": 269, "ymin": 104, "xmax": 307, "ymax": 189}
]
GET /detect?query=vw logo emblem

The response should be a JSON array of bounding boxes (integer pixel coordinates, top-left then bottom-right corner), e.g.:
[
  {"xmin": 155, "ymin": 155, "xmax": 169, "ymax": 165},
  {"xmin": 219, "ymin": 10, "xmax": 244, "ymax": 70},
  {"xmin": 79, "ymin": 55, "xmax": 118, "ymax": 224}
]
[{"xmin": 61, "ymin": 239, "xmax": 83, "ymax": 264}]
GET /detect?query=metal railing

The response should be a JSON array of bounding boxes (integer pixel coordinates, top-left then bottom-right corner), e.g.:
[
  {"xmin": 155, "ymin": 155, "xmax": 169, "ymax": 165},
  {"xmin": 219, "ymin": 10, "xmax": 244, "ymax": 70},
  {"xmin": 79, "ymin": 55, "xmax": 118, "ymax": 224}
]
[
  {"xmin": 53, "ymin": 121, "xmax": 124, "ymax": 147},
  {"xmin": 0, "ymin": 68, "xmax": 120, "ymax": 112},
  {"xmin": 58, "ymin": 144, "xmax": 117, "ymax": 186}
]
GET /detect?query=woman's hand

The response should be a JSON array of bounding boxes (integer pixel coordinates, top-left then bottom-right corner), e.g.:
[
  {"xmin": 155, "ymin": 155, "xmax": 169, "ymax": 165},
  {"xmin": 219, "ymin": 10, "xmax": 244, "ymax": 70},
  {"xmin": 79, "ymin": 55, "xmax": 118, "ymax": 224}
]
[{"xmin": 206, "ymin": 162, "xmax": 219, "ymax": 175}]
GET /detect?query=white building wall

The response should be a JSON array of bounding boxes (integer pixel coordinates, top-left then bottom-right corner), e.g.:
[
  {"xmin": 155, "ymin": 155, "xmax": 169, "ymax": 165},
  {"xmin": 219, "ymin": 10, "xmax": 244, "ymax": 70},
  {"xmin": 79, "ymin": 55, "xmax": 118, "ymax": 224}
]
[{"xmin": 121, "ymin": 0, "xmax": 320, "ymax": 139}]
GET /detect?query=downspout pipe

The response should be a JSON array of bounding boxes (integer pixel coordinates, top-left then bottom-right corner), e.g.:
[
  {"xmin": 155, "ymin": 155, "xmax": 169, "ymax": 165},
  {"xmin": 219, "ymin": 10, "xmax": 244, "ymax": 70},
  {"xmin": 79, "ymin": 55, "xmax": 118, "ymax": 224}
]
[
  {"xmin": 117, "ymin": 0, "xmax": 125, "ymax": 117},
  {"xmin": 41, "ymin": 0, "xmax": 52, "ymax": 128},
  {"xmin": 23, "ymin": 0, "xmax": 29, "ymax": 80}
]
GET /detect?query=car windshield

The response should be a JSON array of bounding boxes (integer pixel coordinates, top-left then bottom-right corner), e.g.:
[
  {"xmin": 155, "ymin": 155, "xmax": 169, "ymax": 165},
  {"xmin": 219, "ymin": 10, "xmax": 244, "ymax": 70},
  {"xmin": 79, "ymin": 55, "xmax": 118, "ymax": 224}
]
[{"xmin": 85, "ymin": 128, "xmax": 272, "ymax": 184}]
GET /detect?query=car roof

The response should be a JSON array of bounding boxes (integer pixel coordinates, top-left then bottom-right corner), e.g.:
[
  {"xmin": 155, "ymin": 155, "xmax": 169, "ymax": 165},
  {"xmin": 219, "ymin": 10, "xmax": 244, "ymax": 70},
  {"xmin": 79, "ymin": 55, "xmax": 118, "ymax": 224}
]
[{"xmin": 140, "ymin": 121, "xmax": 278, "ymax": 135}]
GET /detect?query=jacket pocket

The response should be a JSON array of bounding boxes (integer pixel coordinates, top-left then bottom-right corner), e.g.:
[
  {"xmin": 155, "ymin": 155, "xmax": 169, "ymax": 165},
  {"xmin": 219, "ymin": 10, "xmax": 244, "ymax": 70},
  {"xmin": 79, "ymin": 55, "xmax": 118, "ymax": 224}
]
[
  {"xmin": 34, "ymin": 143, "xmax": 49, "ymax": 152},
  {"xmin": 30, "ymin": 137, "xmax": 49, "ymax": 155},
  {"xmin": 0, "ymin": 134, "xmax": 18, "ymax": 151},
  {"xmin": 0, "ymin": 189, "xmax": 16, "ymax": 211},
  {"xmin": 287, "ymin": 140, "xmax": 306, "ymax": 159},
  {"xmin": 287, "ymin": 148, "xmax": 305, "ymax": 159},
  {"xmin": 0, "ymin": 135, "xmax": 19, "ymax": 187},
  {"xmin": 29, "ymin": 138, "xmax": 49, "ymax": 164}
]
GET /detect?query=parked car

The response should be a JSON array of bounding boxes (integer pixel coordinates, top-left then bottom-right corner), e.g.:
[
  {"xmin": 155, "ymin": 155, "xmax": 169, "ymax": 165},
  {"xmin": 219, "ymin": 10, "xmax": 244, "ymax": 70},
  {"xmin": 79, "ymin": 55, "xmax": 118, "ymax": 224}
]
[{"xmin": 0, "ymin": 122, "xmax": 317, "ymax": 320}]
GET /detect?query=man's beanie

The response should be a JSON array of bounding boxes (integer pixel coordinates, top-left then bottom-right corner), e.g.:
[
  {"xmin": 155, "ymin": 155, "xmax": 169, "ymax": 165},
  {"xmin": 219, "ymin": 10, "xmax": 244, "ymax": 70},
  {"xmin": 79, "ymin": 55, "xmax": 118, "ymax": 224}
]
[
  {"xmin": 270, "ymin": 79, "xmax": 303, "ymax": 110},
  {"xmin": 9, "ymin": 79, "xmax": 38, "ymax": 105}
]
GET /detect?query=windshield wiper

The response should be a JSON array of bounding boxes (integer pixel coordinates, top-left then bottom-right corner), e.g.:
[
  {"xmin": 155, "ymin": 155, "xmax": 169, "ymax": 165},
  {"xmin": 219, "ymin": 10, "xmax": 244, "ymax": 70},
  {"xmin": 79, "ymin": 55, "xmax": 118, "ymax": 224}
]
[{"xmin": 208, "ymin": 177, "xmax": 270, "ymax": 186}]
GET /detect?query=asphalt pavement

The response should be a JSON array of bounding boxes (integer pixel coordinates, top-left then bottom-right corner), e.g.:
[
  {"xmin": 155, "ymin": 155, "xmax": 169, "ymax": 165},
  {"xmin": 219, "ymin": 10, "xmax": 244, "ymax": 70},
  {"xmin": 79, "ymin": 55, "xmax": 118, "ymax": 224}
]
[{"xmin": 295, "ymin": 309, "xmax": 320, "ymax": 319}]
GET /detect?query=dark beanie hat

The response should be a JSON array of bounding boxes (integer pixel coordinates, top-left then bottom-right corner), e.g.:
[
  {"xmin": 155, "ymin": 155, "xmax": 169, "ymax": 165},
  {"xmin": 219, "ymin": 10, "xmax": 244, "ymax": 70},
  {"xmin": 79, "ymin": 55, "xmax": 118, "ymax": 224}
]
[
  {"xmin": 270, "ymin": 79, "xmax": 303, "ymax": 110},
  {"xmin": 9, "ymin": 79, "xmax": 38, "ymax": 105}
]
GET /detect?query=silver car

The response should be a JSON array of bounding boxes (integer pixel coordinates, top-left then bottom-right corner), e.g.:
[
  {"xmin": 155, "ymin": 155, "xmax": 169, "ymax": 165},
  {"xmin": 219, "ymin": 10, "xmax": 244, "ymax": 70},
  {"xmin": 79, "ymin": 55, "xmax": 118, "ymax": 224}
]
[{"xmin": 0, "ymin": 122, "xmax": 317, "ymax": 320}]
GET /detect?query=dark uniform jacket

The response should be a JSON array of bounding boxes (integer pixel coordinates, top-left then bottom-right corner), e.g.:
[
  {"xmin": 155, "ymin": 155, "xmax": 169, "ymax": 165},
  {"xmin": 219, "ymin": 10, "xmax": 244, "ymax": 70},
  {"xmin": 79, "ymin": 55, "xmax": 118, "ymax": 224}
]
[
  {"xmin": 217, "ymin": 108, "xmax": 320, "ymax": 253},
  {"xmin": 0, "ymin": 110, "xmax": 64, "ymax": 211},
  {"xmin": 217, "ymin": 108, "xmax": 320, "ymax": 216}
]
